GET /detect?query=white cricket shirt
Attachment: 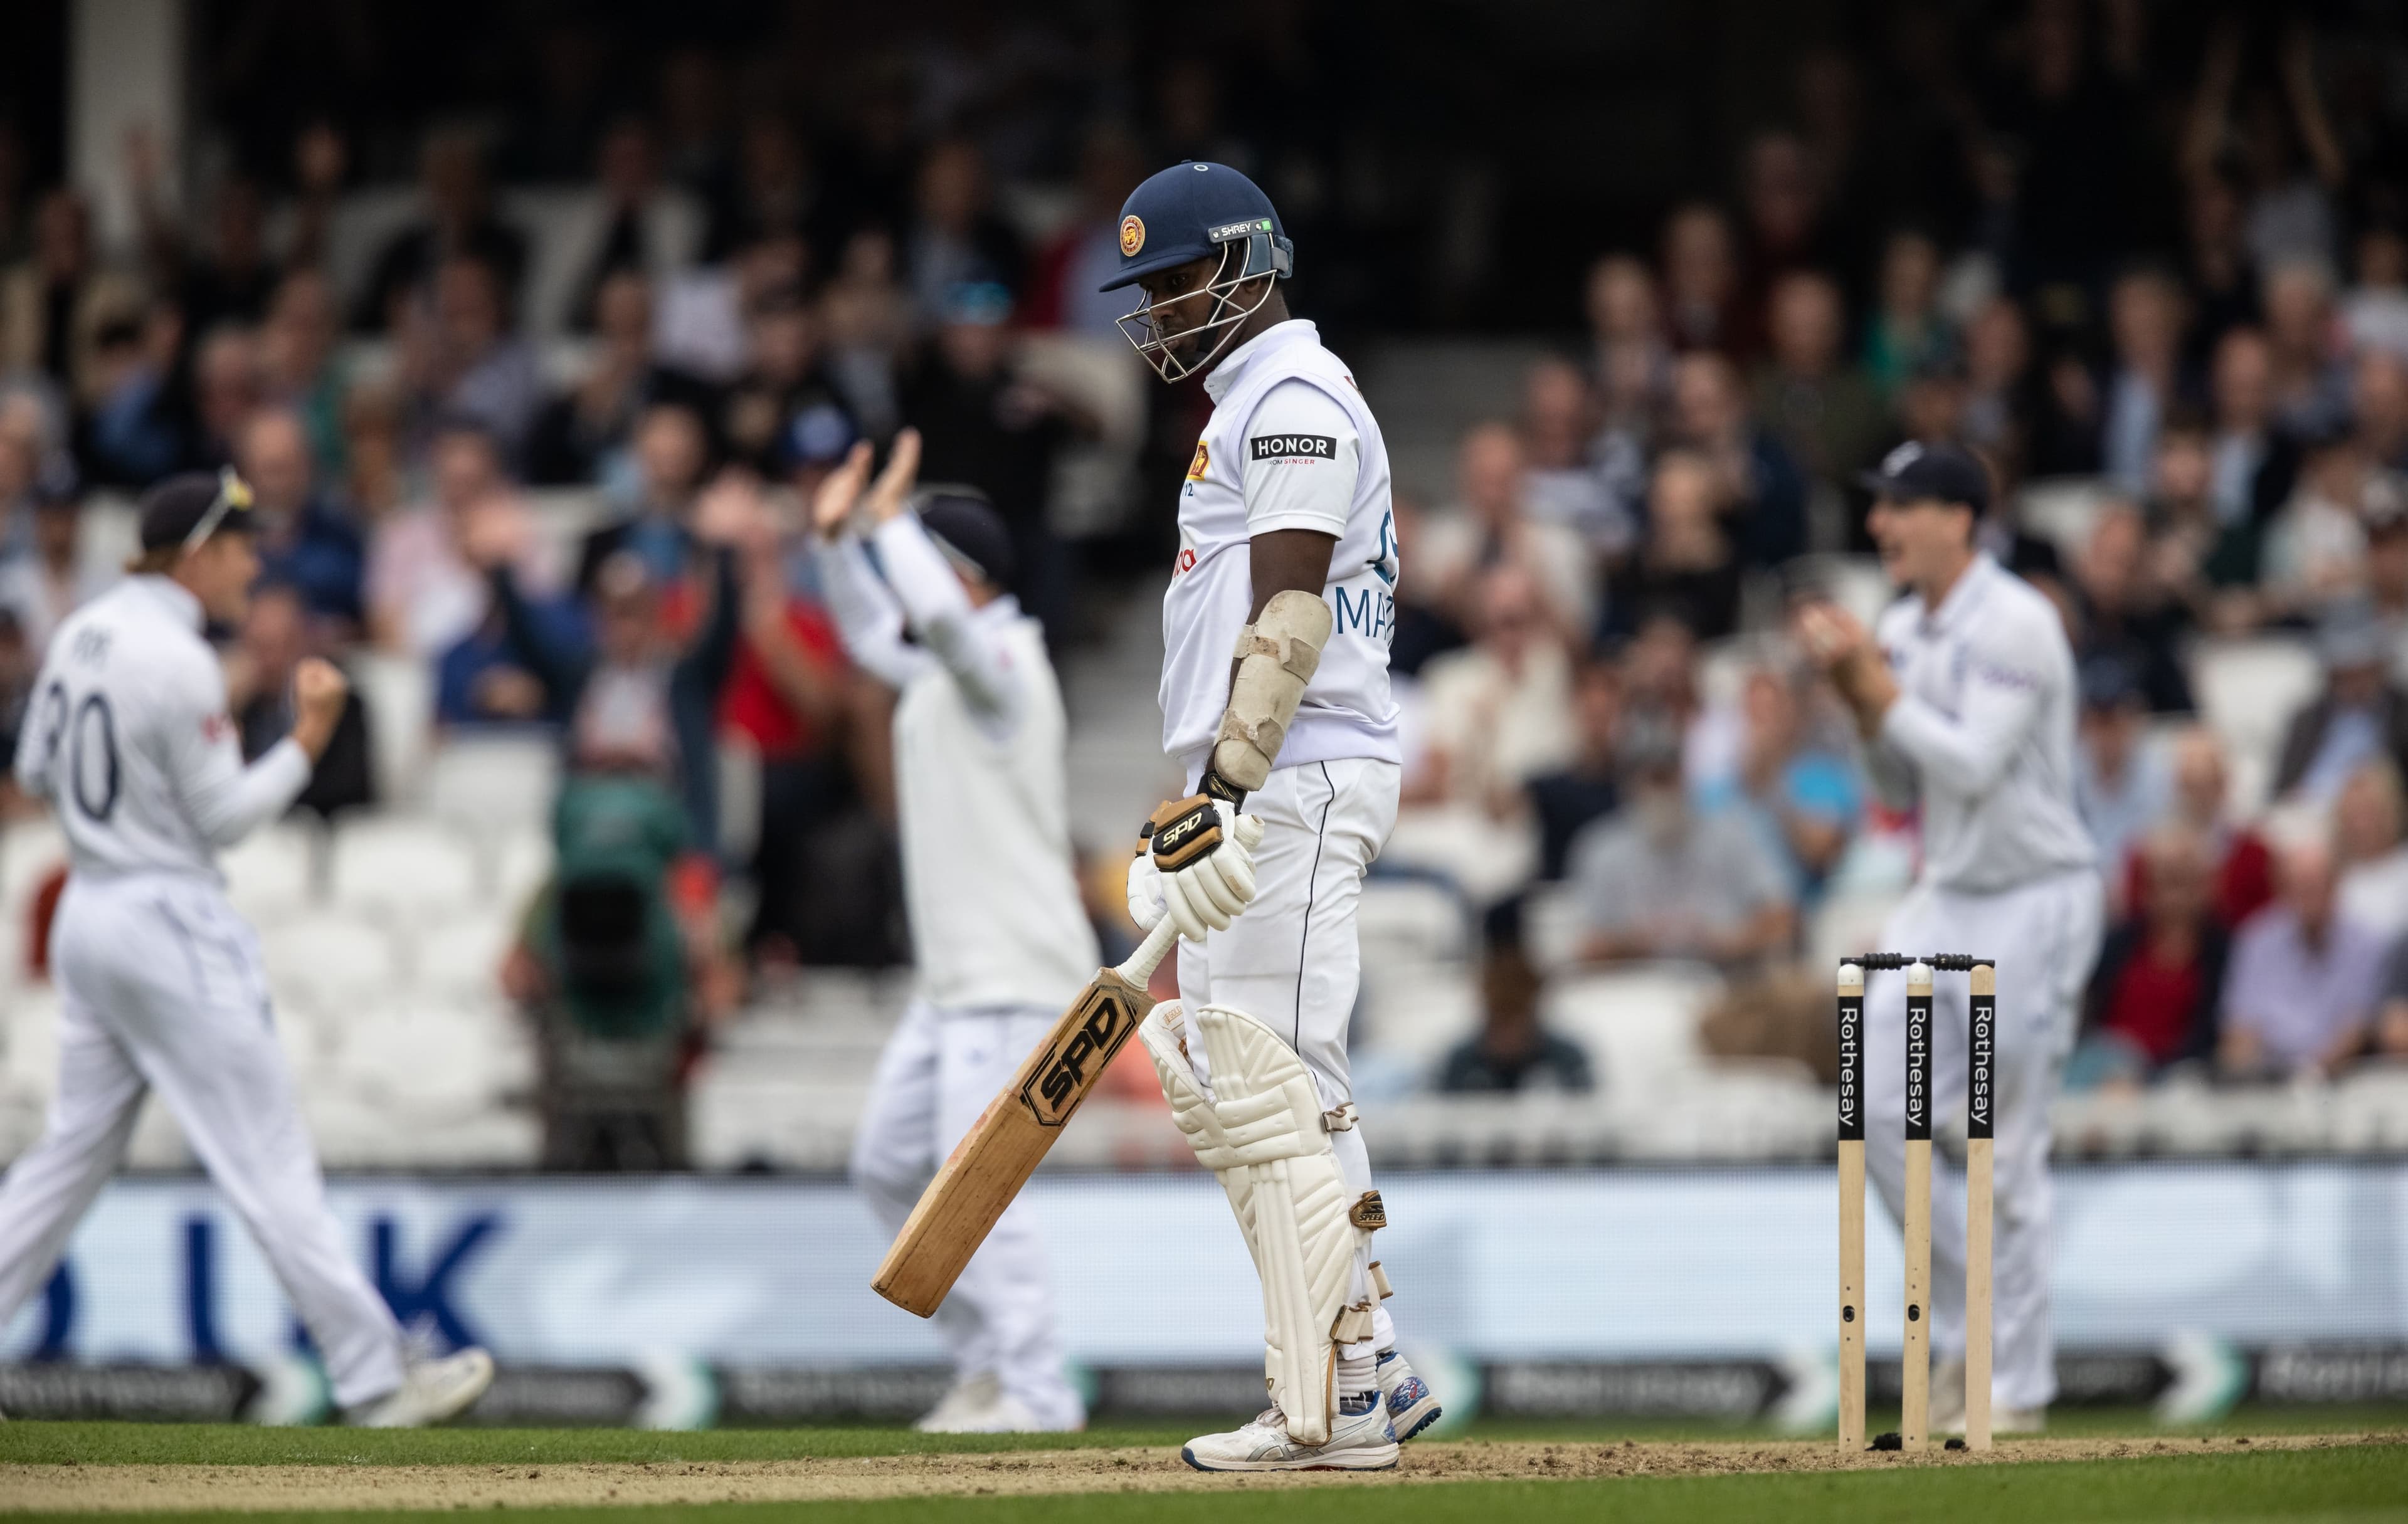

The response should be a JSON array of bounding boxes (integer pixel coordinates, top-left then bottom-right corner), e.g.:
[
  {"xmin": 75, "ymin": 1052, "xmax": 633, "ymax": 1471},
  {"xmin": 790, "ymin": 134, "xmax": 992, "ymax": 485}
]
[
  {"xmin": 817, "ymin": 515, "xmax": 1099, "ymax": 1011},
  {"xmin": 1867, "ymin": 554, "xmax": 2097, "ymax": 893},
  {"xmin": 13, "ymin": 575, "xmax": 311, "ymax": 881},
  {"xmin": 1161, "ymin": 318, "xmax": 1401, "ymax": 780}
]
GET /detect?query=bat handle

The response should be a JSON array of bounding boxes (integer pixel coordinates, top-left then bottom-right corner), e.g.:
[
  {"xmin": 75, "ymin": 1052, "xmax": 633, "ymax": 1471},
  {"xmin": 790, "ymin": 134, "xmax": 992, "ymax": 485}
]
[{"xmin": 1113, "ymin": 916, "xmax": 1181, "ymax": 988}]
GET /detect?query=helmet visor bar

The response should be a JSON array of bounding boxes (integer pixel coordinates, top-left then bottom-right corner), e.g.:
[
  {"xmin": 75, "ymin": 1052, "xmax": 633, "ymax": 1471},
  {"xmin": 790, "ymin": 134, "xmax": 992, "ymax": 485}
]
[{"xmin": 1114, "ymin": 239, "xmax": 1278, "ymax": 383}]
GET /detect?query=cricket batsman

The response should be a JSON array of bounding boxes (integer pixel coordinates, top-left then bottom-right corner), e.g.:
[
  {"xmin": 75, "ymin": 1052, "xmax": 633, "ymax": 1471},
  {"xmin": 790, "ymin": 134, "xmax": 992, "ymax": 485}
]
[
  {"xmin": 1796, "ymin": 441, "xmax": 2103, "ymax": 1433},
  {"xmin": 1104, "ymin": 161, "xmax": 1437, "ymax": 1471},
  {"xmin": 0, "ymin": 471, "xmax": 493, "ymax": 1426},
  {"xmin": 821, "ymin": 432, "xmax": 1094, "ymax": 1432}
]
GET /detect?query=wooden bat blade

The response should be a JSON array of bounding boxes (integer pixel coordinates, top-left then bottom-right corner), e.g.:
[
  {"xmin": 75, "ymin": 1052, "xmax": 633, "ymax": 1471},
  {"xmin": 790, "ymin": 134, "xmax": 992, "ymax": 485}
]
[{"xmin": 871, "ymin": 960, "xmax": 1156, "ymax": 1317}]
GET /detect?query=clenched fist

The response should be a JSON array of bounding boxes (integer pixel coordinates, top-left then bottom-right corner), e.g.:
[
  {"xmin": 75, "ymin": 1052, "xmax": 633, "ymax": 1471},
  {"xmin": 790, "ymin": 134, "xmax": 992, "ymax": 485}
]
[{"xmin": 291, "ymin": 657, "xmax": 349, "ymax": 761}]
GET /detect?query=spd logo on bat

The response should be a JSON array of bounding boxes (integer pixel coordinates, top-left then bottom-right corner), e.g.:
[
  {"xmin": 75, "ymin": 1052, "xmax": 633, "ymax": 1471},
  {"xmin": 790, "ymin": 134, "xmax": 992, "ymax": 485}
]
[{"xmin": 1020, "ymin": 987, "xmax": 1141, "ymax": 1127}]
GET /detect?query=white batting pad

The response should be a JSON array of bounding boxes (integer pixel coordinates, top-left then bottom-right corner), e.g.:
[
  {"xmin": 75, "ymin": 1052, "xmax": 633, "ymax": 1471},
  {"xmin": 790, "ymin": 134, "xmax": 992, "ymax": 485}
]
[{"xmin": 1141, "ymin": 1000, "xmax": 1369, "ymax": 1446}]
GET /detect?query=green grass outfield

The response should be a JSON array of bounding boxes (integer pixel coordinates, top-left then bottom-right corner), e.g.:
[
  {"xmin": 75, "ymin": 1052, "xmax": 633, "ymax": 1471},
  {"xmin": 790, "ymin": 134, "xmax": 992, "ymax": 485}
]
[
  {"xmin": 6, "ymin": 1403, "xmax": 2407, "ymax": 1466},
  {"xmin": 5, "ymin": 1412, "xmax": 2405, "ymax": 1524}
]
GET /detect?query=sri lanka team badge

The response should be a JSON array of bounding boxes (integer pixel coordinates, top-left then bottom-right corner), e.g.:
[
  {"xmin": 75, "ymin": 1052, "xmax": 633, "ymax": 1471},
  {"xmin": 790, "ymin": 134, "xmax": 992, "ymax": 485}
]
[
  {"xmin": 1187, "ymin": 440, "xmax": 1210, "ymax": 480},
  {"xmin": 1119, "ymin": 215, "xmax": 1146, "ymax": 256}
]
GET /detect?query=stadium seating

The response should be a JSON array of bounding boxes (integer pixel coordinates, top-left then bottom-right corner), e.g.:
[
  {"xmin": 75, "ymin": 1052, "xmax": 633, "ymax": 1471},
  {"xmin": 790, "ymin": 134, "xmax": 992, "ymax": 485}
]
[
  {"xmin": 1546, "ymin": 964, "xmax": 1723, "ymax": 1098},
  {"xmin": 2017, "ymin": 476, "xmax": 2115, "ymax": 563},
  {"xmin": 2190, "ymin": 636, "xmax": 2323, "ymax": 815},
  {"xmin": 329, "ymin": 817, "xmax": 481, "ymax": 923},
  {"xmin": 220, "ymin": 821, "xmax": 322, "ymax": 925},
  {"xmin": 0, "ymin": 463, "xmax": 2397, "ymax": 1177},
  {"xmin": 423, "ymin": 735, "xmax": 561, "ymax": 839}
]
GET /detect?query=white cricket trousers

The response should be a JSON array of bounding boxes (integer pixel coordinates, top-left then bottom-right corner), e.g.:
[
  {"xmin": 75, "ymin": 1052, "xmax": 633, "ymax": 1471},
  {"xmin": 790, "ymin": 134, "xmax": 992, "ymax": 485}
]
[
  {"xmin": 850, "ymin": 1000, "xmax": 1085, "ymax": 1429},
  {"xmin": 1864, "ymin": 864, "xmax": 2103, "ymax": 1412},
  {"xmin": 0, "ymin": 873, "xmax": 407, "ymax": 1406},
  {"xmin": 1176, "ymin": 757, "xmax": 1402, "ymax": 1361}
]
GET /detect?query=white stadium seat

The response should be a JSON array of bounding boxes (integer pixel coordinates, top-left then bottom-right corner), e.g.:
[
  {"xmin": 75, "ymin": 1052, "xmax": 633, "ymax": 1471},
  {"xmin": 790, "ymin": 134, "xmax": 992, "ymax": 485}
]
[
  {"xmin": 423, "ymin": 736, "xmax": 561, "ymax": 838},
  {"xmin": 75, "ymin": 494, "xmax": 140, "ymax": 575},
  {"xmin": 1807, "ymin": 887, "xmax": 1911, "ymax": 974},
  {"xmin": 219, "ymin": 821, "xmax": 322, "ymax": 923},
  {"xmin": 336, "ymin": 1004, "xmax": 532, "ymax": 1118},
  {"xmin": 2016, "ymin": 476, "xmax": 2115, "ymax": 562},
  {"xmin": 1380, "ymin": 805, "xmax": 1538, "ymax": 907},
  {"xmin": 3, "ymin": 985, "xmax": 59, "ymax": 1095},
  {"xmin": 491, "ymin": 828, "xmax": 554, "ymax": 910},
  {"xmin": 349, "ymin": 653, "xmax": 435, "ymax": 807},
  {"xmin": 329, "ymin": 817, "xmax": 480, "ymax": 922},
  {"xmin": 1521, "ymin": 881, "xmax": 1587, "ymax": 974},
  {"xmin": 260, "ymin": 911, "xmax": 403, "ymax": 1016},
  {"xmin": 123, "ymin": 1093, "xmax": 194, "ymax": 1170},
  {"xmin": 413, "ymin": 915, "xmax": 514, "ymax": 1006},
  {"xmin": 0, "ymin": 817, "xmax": 66, "ymax": 921},
  {"xmin": 1354, "ymin": 967, "xmax": 1479, "ymax": 1073},
  {"xmin": 1815, "ymin": 554, "xmax": 1899, "ymax": 626},
  {"xmin": 1356, "ymin": 877, "xmax": 1470, "ymax": 965},
  {"xmin": 1545, "ymin": 963, "xmax": 1724, "ymax": 1098},
  {"xmin": 0, "ymin": 819, "xmax": 64, "ymax": 1003},
  {"xmin": 2190, "ymin": 636, "xmax": 2321, "ymax": 806}
]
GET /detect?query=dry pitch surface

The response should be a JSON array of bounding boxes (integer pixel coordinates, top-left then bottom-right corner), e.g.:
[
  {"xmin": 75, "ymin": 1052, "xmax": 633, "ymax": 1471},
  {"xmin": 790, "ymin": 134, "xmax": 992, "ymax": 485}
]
[{"xmin": 11, "ymin": 1431, "xmax": 2400, "ymax": 1512}]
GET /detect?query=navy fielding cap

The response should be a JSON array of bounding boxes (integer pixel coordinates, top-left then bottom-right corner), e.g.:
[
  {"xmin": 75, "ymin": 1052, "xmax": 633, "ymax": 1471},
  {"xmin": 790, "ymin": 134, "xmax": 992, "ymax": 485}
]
[
  {"xmin": 138, "ymin": 468, "xmax": 258, "ymax": 552},
  {"xmin": 1101, "ymin": 161, "xmax": 1292, "ymax": 292},
  {"xmin": 1858, "ymin": 441, "xmax": 1990, "ymax": 514},
  {"xmin": 917, "ymin": 488, "xmax": 1017, "ymax": 591}
]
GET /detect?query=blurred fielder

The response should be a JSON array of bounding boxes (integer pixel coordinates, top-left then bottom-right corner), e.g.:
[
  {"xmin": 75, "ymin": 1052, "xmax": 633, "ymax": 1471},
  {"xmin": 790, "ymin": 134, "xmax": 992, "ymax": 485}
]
[
  {"xmin": 1797, "ymin": 441, "xmax": 2103, "ymax": 1434},
  {"xmin": 821, "ymin": 432, "xmax": 1094, "ymax": 1432},
  {"xmin": 1105, "ymin": 161, "xmax": 1437, "ymax": 1471},
  {"xmin": 0, "ymin": 471, "xmax": 492, "ymax": 1426}
]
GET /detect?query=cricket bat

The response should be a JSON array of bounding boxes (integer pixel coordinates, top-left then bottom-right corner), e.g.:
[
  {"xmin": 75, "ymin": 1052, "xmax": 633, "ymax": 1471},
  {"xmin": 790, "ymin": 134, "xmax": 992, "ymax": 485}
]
[{"xmin": 872, "ymin": 916, "xmax": 1182, "ymax": 1316}]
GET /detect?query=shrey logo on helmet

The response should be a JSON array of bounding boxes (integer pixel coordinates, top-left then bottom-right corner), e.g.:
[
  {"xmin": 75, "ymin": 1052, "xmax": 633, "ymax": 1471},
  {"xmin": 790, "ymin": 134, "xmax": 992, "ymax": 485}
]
[{"xmin": 1120, "ymin": 215, "xmax": 1146, "ymax": 256}]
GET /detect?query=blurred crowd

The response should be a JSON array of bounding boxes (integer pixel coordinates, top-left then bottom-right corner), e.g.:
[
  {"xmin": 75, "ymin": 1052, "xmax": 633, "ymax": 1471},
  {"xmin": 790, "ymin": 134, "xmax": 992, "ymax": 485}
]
[
  {"xmin": 0, "ymin": 83, "xmax": 1170, "ymax": 998},
  {"xmin": 1402, "ymin": 5, "xmax": 2408, "ymax": 1097},
  {"xmin": 1, "ymin": 2, "xmax": 2407, "ymax": 1134}
]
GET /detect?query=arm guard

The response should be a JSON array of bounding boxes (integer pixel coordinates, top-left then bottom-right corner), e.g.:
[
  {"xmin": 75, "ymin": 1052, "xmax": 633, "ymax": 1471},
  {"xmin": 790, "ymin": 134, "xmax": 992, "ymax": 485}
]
[{"xmin": 1209, "ymin": 589, "xmax": 1333, "ymax": 796}]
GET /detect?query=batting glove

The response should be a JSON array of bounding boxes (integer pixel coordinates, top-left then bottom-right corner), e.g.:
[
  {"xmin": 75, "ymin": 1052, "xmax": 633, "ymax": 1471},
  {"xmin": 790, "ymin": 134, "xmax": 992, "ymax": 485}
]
[{"xmin": 1131, "ymin": 796, "xmax": 1264, "ymax": 943}]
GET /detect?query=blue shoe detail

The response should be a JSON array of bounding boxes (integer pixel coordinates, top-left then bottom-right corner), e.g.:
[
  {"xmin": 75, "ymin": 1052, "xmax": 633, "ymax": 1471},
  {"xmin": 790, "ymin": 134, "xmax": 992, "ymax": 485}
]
[{"xmin": 1386, "ymin": 1376, "xmax": 1442, "ymax": 1440}]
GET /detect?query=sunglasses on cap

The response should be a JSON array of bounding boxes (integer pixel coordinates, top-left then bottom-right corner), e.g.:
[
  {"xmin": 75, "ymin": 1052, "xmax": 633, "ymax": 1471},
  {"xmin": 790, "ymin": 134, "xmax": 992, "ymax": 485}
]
[{"xmin": 181, "ymin": 468, "xmax": 255, "ymax": 555}]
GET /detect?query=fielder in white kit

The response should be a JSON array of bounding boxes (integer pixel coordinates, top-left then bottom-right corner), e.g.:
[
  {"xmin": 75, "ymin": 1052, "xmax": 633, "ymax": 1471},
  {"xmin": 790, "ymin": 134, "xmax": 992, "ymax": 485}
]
[
  {"xmin": 0, "ymin": 471, "xmax": 492, "ymax": 1426},
  {"xmin": 1103, "ymin": 161, "xmax": 1439, "ymax": 1471},
  {"xmin": 1797, "ymin": 442, "xmax": 2103, "ymax": 1434},
  {"xmin": 822, "ymin": 432, "xmax": 1094, "ymax": 1433}
]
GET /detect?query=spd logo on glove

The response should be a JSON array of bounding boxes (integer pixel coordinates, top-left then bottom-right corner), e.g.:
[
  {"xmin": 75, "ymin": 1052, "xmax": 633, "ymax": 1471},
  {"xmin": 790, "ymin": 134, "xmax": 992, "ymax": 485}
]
[{"xmin": 1148, "ymin": 795, "xmax": 1225, "ymax": 875}]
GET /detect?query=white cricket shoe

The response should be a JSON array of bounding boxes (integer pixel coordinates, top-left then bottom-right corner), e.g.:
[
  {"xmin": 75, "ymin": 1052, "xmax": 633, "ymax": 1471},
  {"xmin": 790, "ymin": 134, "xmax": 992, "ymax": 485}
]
[
  {"xmin": 1931, "ymin": 1357, "xmax": 1966, "ymax": 1434},
  {"xmin": 915, "ymin": 1374, "xmax": 1001, "ymax": 1432},
  {"xmin": 1181, "ymin": 1396, "xmax": 1398, "ymax": 1472},
  {"xmin": 350, "ymin": 1348, "xmax": 495, "ymax": 1428},
  {"xmin": 1377, "ymin": 1350, "xmax": 1442, "ymax": 1441},
  {"xmin": 1931, "ymin": 1360, "xmax": 2045, "ymax": 1437},
  {"xmin": 916, "ymin": 1374, "xmax": 1048, "ymax": 1434}
]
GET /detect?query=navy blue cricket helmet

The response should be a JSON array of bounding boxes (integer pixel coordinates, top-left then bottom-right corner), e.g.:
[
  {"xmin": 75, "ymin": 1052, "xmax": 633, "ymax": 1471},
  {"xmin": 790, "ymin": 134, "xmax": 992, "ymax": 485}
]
[{"xmin": 1101, "ymin": 161, "xmax": 1293, "ymax": 381}]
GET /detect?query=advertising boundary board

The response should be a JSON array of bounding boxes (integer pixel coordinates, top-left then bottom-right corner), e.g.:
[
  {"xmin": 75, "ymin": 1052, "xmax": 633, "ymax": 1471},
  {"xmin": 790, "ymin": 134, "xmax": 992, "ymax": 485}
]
[{"xmin": 2, "ymin": 1162, "xmax": 2403, "ymax": 1422}]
